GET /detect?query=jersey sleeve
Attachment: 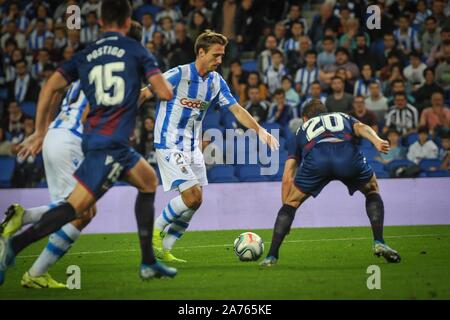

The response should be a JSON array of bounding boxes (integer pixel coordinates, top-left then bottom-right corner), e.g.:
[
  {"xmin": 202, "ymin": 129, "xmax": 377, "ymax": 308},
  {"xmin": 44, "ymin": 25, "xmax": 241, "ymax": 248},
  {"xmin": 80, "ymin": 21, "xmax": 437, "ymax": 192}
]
[
  {"xmin": 163, "ymin": 67, "xmax": 182, "ymax": 88},
  {"xmin": 215, "ymin": 74, "xmax": 237, "ymax": 110},
  {"xmin": 139, "ymin": 45, "xmax": 161, "ymax": 79},
  {"xmin": 287, "ymin": 134, "xmax": 302, "ymax": 163},
  {"xmin": 57, "ymin": 52, "xmax": 82, "ymax": 83}
]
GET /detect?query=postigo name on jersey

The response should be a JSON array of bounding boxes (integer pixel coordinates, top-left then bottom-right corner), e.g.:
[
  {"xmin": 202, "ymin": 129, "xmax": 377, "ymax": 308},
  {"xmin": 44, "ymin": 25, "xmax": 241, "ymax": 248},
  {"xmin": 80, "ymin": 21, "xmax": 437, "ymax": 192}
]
[
  {"xmin": 180, "ymin": 98, "xmax": 209, "ymax": 110},
  {"xmin": 86, "ymin": 45, "xmax": 125, "ymax": 62}
]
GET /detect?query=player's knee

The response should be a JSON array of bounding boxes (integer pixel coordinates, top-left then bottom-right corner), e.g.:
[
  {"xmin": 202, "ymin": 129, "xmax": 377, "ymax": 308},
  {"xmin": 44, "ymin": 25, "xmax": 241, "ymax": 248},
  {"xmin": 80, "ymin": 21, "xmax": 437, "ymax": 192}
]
[{"xmin": 182, "ymin": 187, "xmax": 203, "ymax": 210}]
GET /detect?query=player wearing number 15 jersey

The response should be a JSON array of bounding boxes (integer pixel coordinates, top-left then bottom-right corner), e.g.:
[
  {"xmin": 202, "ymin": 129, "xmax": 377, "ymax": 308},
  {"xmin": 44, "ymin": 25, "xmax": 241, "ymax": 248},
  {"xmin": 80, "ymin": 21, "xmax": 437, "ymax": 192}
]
[
  {"xmin": 0, "ymin": 0, "xmax": 176, "ymax": 286},
  {"xmin": 260, "ymin": 99, "xmax": 401, "ymax": 268}
]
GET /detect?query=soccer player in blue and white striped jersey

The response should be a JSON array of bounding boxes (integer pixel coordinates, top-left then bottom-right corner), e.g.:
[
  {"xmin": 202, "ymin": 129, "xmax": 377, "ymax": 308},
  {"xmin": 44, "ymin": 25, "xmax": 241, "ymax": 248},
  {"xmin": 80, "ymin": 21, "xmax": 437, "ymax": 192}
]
[{"xmin": 151, "ymin": 30, "xmax": 279, "ymax": 262}]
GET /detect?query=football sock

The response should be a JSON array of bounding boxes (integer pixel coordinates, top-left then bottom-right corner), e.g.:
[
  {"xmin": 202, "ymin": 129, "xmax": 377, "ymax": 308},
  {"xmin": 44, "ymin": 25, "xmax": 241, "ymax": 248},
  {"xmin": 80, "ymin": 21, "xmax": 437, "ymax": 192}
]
[
  {"xmin": 135, "ymin": 192, "xmax": 157, "ymax": 265},
  {"xmin": 163, "ymin": 209, "xmax": 195, "ymax": 251},
  {"xmin": 365, "ymin": 193, "xmax": 385, "ymax": 243},
  {"xmin": 268, "ymin": 204, "xmax": 297, "ymax": 259},
  {"xmin": 11, "ymin": 202, "xmax": 77, "ymax": 255},
  {"xmin": 29, "ymin": 223, "xmax": 81, "ymax": 277},
  {"xmin": 22, "ymin": 204, "xmax": 55, "ymax": 225},
  {"xmin": 155, "ymin": 195, "xmax": 190, "ymax": 231}
]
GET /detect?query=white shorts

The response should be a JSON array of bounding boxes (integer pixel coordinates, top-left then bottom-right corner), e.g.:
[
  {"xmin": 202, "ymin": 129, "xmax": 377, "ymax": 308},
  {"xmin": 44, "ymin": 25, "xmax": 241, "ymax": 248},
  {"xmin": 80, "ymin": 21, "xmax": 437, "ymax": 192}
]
[
  {"xmin": 155, "ymin": 148, "xmax": 208, "ymax": 192},
  {"xmin": 43, "ymin": 129, "xmax": 84, "ymax": 202}
]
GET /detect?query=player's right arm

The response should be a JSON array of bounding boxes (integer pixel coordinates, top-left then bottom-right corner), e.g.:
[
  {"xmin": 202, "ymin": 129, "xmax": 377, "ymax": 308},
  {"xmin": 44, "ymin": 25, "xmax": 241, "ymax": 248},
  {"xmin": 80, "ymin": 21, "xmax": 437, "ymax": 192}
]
[
  {"xmin": 147, "ymin": 73, "xmax": 173, "ymax": 101},
  {"xmin": 18, "ymin": 71, "xmax": 70, "ymax": 159},
  {"xmin": 353, "ymin": 122, "xmax": 390, "ymax": 154}
]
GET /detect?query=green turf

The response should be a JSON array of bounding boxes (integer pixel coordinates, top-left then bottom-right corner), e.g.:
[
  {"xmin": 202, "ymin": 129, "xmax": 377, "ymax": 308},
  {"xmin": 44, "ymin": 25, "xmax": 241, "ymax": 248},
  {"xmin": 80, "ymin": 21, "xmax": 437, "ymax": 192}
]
[{"xmin": 1, "ymin": 225, "xmax": 449, "ymax": 300}]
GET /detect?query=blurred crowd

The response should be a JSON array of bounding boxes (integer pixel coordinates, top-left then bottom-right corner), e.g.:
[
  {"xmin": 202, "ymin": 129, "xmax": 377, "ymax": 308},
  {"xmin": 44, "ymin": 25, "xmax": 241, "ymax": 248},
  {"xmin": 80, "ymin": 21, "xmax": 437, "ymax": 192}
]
[{"xmin": 0, "ymin": 0, "xmax": 449, "ymax": 187}]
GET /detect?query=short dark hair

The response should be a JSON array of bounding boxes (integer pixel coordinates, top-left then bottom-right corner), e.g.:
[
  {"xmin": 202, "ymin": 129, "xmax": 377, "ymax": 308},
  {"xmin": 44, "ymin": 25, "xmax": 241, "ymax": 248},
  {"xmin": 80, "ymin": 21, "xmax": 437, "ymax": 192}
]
[
  {"xmin": 194, "ymin": 29, "xmax": 228, "ymax": 55},
  {"xmin": 14, "ymin": 59, "xmax": 27, "ymax": 67},
  {"xmin": 425, "ymin": 16, "xmax": 437, "ymax": 23},
  {"xmin": 247, "ymin": 85, "xmax": 259, "ymax": 94},
  {"xmin": 271, "ymin": 48, "xmax": 284, "ymax": 57},
  {"xmin": 305, "ymin": 49, "xmax": 317, "ymax": 57},
  {"xmin": 394, "ymin": 92, "xmax": 407, "ymax": 99},
  {"xmin": 423, "ymin": 67, "xmax": 435, "ymax": 77},
  {"xmin": 101, "ymin": 0, "xmax": 131, "ymax": 28},
  {"xmin": 302, "ymin": 99, "xmax": 328, "ymax": 118},
  {"xmin": 323, "ymin": 35, "xmax": 335, "ymax": 43},
  {"xmin": 418, "ymin": 126, "xmax": 428, "ymax": 134},
  {"xmin": 335, "ymin": 47, "xmax": 349, "ymax": 56},
  {"xmin": 409, "ymin": 51, "xmax": 421, "ymax": 59},
  {"xmin": 281, "ymin": 75, "xmax": 292, "ymax": 82},
  {"xmin": 331, "ymin": 76, "xmax": 344, "ymax": 83},
  {"xmin": 128, "ymin": 20, "xmax": 143, "ymax": 42},
  {"xmin": 274, "ymin": 88, "xmax": 285, "ymax": 96}
]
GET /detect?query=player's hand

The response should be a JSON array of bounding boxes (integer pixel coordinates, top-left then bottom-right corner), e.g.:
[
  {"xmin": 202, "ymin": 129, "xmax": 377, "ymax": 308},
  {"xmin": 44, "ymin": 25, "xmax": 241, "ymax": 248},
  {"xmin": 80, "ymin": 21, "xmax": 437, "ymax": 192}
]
[
  {"xmin": 17, "ymin": 132, "xmax": 45, "ymax": 160},
  {"xmin": 374, "ymin": 139, "xmax": 390, "ymax": 154},
  {"xmin": 258, "ymin": 128, "xmax": 280, "ymax": 151}
]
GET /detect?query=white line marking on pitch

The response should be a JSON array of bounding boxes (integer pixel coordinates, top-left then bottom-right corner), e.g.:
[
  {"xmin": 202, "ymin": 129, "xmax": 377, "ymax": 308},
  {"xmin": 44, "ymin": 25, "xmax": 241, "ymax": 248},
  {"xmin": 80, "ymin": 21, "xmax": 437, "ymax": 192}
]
[{"xmin": 16, "ymin": 233, "xmax": 447, "ymax": 259}]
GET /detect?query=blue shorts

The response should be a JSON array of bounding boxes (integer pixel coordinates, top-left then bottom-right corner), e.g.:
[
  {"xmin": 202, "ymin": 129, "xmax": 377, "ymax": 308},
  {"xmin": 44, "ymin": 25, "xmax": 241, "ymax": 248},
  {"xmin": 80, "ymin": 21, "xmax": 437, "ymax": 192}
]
[
  {"xmin": 294, "ymin": 142, "xmax": 373, "ymax": 197},
  {"xmin": 74, "ymin": 144, "xmax": 142, "ymax": 199}
]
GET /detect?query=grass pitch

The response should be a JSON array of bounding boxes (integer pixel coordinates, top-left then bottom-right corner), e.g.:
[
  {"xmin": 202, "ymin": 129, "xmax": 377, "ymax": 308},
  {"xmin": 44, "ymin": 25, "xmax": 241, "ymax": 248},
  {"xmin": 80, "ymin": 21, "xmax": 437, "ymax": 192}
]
[{"xmin": 1, "ymin": 225, "xmax": 449, "ymax": 300}]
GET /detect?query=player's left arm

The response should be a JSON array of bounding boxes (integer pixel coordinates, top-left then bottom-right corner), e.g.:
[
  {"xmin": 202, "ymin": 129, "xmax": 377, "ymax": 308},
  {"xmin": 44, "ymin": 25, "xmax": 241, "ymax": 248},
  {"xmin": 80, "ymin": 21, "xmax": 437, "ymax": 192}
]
[
  {"xmin": 353, "ymin": 122, "xmax": 390, "ymax": 154},
  {"xmin": 229, "ymin": 103, "xmax": 279, "ymax": 151}
]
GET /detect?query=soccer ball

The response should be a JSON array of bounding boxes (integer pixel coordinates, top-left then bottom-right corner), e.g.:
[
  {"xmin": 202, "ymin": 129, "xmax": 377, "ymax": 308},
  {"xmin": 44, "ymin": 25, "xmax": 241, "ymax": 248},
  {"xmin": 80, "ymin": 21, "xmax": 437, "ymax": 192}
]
[{"xmin": 233, "ymin": 232, "xmax": 264, "ymax": 261}]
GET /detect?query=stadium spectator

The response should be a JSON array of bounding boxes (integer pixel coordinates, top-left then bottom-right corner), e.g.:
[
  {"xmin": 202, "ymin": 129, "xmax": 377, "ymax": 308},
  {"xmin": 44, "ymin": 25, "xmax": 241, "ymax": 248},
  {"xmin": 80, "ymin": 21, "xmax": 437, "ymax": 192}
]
[
  {"xmin": 273, "ymin": 21, "xmax": 287, "ymax": 52},
  {"xmin": 375, "ymin": 34, "xmax": 407, "ymax": 73},
  {"xmin": 352, "ymin": 32, "xmax": 376, "ymax": 71},
  {"xmin": 294, "ymin": 50, "xmax": 318, "ymax": 98},
  {"xmin": 227, "ymin": 59, "xmax": 247, "ymax": 100},
  {"xmin": 160, "ymin": 16, "xmax": 176, "ymax": 47},
  {"xmin": 1, "ymin": 21, "xmax": 26, "ymax": 50},
  {"xmin": 267, "ymin": 89, "xmax": 292, "ymax": 127},
  {"xmin": 31, "ymin": 48, "xmax": 51, "ymax": 80},
  {"xmin": 413, "ymin": 68, "xmax": 445, "ymax": 112},
  {"xmin": 185, "ymin": 0, "xmax": 212, "ymax": 25},
  {"xmin": 66, "ymin": 29, "xmax": 84, "ymax": 52},
  {"xmin": 264, "ymin": 49, "xmax": 286, "ymax": 95},
  {"xmin": 53, "ymin": 23, "xmax": 68, "ymax": 50},
  {"xmin": 211, "ymin": 0, "xmax": 239, "ymax": 63},
  {"xmin": 419, "ymin": 92, "xmax": 450, "ymax": 134},
  {"xmin": 317, "ymin": 35, "xmax": 336, "ymax": 70},
  {"xmin": 151, "ymin": 30, "xmax": 170, "ymax": 60},
  {"xmin": 300, "ymin": 81, "xmax": 328, "ymax": 117},
  {"xmin": 335, "ymin": 67, "xmax": 354, "ymax": 95},
  {"xmin": 141, "ymin": 13, "xmax": 159, "ymax": 46},
  {"xmin": 80, "ymin": 11, "xmax": 100, "ymax": 45},
  {"xmin": 413, "ymin": 0, "xmax": 433, "ymax": 31},
  {"xmin": 365, "ymin": 81, "xmax": 389, "ymax": 122},
  {"xmin": 282, "ymin": 3, "xmax": 308, "ymax": 36},
  {"xmin": 354, "ymin": 64, "xmax": 378, "ymax": 97},
  {"xmin": 431, "ymin": 0, "xmax": 449, "ymax": 28},
  {"xmin": 239, "ymin": 71, "xmax": 268, "ymax": 105},
  {"xmin": 314, "ymin": 26, "xmax": 338, "ymax": 54},
  {"xmin": 2, "ymin": 100, "xmax": 29, "ymax": 144},
  {"xmin": 281, "ymin": 76, "xmax": 300, "ymax": 110},
  {"xmin": 156, "ymin": 0, "xmax": 183, "ymax": 23},
  {"xmin": 435, "ymin": 41, "xmax": 450, "ymax": 92},
  {"xmin": 338, "ymin": 17, "xmax": 368, "ymax": 52},
  {"xmin": 389, "ymin": 0, "xmax": 416, "ymax": 20},
  {"xmin": 286, "ymin": 35, "xmax": 312, "ymax": 73},
  {"xmin": 1, "ymin": 2, "xmax": 29, "ymax": 33},
  {"xmin": 81, "ymin": 0, "xmax": 101, "ymax": 18},
  {"xmin": 243, "ymin": 86, "xmax": 270, "ymax": 124},
  {"xmin": 168, "ymin": 22, "xmax": 195, "ymax": 68},
  {"xmin": 145, "ymin": 40, "xmax": 167, "ymax": 73},
  {"xmin": 2, "ymin": 44, "xmax": 22, "ymax": 83},
  {"xmin": 350, "ymin": 95, "xmax": 378, "ymax": 132},
  {"xmin": 137, "ymin": 116, "xmax": 156, "ymax": 166},
  {"xmin": 28, "ymin": 18, "xmax": 53, "ymax": 52},
  {"xmin": 325, "ymin": 76, "xmax": 353, "ymax": 113},
  {"xmin": 384, "ymin": 92, "xmax": 419, "ymax": 136},
  {"xmin": 257, "ymin": 35, "xmax": 277, "ymax": 78},
  {"xmin": 187, "ymin": 10, "xmax": 209, "ymax": 43},
  {"xmin": 283, "ymin": 21, "xmax": 305, "ymax": 53},
  {"xmin": 407, "ymin": 126, "xmax": 439, "ymax": 164},
  {"xmin": 321, "ymin": 47, "xmax": 359, "ymax": 85},
  {"xmin": 394, "ymin": 14, "xmax": 421, "ymax": 55},
  {"xmin": 385, "ymin": 78, "xmax": 415, "ymax": 106},
  {"xmin": 235, "ymin": 0, "xmax": 263, "ymax": 52},
  {"xmin": 6, "ymin": 59, "xmax": 39, "ymax": 104},
  {"xmin": 427, "ymin": 28, "xmax": 450, "ymax": 66},
  {"xmin": 43, "ymin": 37, "xmax": 60, "ymax": 63},
  {"xmin": 375, "ymin": 129, "xmax": 405, "ymax": 165},
  {"xmin": 26, "ymin": 4, "xmax": 53, "ymax": 37},
  {"xmin": 61, "ymin": 45, "xmax": 75, "ymax": 62},
  {"xmin": 308, "ymin": 3, "xmax": 341, "ymax": 46},
  {"xmin": 403, "ymin": 51, "xmax": 427, "ymax": 90},
  {"xmin": 421, "ymin": 16, "xmax": 442, "ymax": 58},
  {"xmin": 0, "ymin": 127, "xmax": 14, "ymax": 156}
]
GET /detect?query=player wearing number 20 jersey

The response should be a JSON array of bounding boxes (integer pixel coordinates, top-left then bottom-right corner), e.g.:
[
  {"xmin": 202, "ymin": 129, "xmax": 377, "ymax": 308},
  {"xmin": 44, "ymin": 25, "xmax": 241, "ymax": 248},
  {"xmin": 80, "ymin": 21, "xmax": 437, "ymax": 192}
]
[{"xmin": 288, "ymin": 112, "xmax": 373, "ymax": 197}]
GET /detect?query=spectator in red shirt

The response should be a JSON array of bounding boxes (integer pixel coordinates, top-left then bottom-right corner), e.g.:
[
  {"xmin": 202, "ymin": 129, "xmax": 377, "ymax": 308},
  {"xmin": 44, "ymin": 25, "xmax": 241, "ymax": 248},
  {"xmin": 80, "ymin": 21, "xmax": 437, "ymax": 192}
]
[
  {"xmin": 350, "ymin": 95, "xmax": 378, "ymax": 132},
  {"xmin": 419, "ymin": 91, "xmax": 450, "ymax": 135}
]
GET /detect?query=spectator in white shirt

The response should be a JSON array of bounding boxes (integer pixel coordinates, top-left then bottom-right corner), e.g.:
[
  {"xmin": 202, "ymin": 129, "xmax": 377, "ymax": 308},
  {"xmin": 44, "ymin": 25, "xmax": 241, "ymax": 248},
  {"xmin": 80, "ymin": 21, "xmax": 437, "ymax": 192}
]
[
  {"xmin": 264, "ymin": 49, "xmax": 287, "ymax": 95},
  {"xmin": 403, "ymin": 51, "xmax": 427, "ymax": 90},
  {"xmin": 257, "ymin": 35, "xmax": 278, "ymax": 78},
  {"xmin": 407, "ymin": 126, "xmax": 439, "ymax": 164},
  {"xmin": 384, "ymin": 92, "xmax": 419, "ymax": 136},
  {"xmin": 365, "ymin": 81, "xmax": 389, "ymax": 121}
]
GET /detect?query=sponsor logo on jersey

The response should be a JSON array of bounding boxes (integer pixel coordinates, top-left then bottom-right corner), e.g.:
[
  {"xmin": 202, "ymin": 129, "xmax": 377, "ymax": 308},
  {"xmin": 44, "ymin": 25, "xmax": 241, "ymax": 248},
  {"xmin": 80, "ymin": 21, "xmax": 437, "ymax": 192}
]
[{"xmin": 180, "ymin": 98, "xmax": 209, "ymax": 110}]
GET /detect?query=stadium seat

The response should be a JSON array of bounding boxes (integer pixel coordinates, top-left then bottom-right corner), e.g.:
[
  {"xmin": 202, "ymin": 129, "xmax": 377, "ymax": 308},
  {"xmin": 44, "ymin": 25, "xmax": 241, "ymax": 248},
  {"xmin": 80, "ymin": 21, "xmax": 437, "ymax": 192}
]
[
  {"xmin": 207, "ymin": 165, "xmax": 239, "ymax": 183},
  {"xmin": 235, "ymin": 164, "xmax": 270, "ymax": 182},
  {"xmin": 0, "ymin": 156, "xmax": 16, "ymax": 188},
  {"xmin": 369, "ymin": 160, "xmax": 385, "ymax": 172},
  {"xmin": 419, "ymin": 158, "xmax": 441, "ymax": 171},
  {"xmin": 20, "ymin": 101, "xmax": 37, "ymax": 118},
  {"xmin": 426, "ymin": 170, "xmax": 450, "ymax": 178},
  {"xmin": 404, "ymin": 133, "xmax": 418, "ymax": 146},
  {"xmin": 385, "ymin": 159, "xmax": 415, "ymax": 172},
  {"xmin": 241, "ymin": 60, "xmax": 257, "ymax": 72}
]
